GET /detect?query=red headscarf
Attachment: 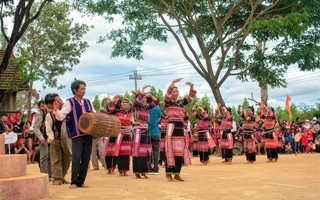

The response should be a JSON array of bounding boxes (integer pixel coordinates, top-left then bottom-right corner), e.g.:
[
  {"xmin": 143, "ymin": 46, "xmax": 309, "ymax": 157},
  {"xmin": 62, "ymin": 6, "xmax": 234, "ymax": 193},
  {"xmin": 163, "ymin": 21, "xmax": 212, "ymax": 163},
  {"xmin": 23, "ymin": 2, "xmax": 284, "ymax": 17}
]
[{"xmin": 14, "ymin": 138, "xmax": 24, "ymax": 147}]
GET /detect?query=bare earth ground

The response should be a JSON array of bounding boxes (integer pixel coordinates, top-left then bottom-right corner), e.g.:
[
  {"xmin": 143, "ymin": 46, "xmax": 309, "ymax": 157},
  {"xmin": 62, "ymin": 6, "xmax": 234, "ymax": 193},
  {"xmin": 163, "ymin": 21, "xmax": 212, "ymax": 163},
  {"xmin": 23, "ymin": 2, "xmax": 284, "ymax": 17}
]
[{"xmin": 29, "ymin": 153, "xmax": 320, "ymax": 200}]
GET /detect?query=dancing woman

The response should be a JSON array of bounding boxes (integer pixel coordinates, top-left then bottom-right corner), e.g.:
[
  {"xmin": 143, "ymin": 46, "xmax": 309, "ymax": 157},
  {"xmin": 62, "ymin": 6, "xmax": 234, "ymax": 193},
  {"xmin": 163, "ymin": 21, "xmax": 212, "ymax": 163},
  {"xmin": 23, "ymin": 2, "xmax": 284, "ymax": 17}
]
[
  {"xmin": 238, "ymin": 105, "xmax": 256, "ymax": 164},
  {"xmin": 191, "ymin": 102, "xmax": 214, "ymax": 165},
  {"xmin": 132, "ymin": 85, "xmax": 159, "ymax": 179},
  {"xmin": 159, "ymin": 110, "xmax": 168, "ymax": 166},
  {"xmin": 164, "ymin": 78, "xmax": 196, "ymax": 182},
  {"xmin": 216, "ymin": 104, "xmax": 233, "ymax": 165},
  {"xmin": 258, "ymin": 104, "xmax": 279, "ymax": 162},
  {"xmin": 107, "ymin": 95, "xmax": 133, "ymax": 176}
]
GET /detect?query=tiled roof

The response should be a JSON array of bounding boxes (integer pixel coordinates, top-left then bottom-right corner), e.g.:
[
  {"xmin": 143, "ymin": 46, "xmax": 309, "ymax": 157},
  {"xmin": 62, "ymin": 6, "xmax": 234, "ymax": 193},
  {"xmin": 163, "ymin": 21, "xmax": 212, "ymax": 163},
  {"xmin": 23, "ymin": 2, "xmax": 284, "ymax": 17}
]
[{"xmin": 0, "ymin": 49, "xmax": 29, "ymax": 91}]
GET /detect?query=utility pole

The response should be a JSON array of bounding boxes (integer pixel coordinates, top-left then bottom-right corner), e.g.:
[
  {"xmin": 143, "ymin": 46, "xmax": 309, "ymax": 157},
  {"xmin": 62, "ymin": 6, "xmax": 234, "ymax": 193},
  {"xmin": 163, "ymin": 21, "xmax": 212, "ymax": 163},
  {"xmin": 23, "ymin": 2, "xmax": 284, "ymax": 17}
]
[{"xmin": 129, "ymin": 70, "xmax": 142, "ymax": 91}]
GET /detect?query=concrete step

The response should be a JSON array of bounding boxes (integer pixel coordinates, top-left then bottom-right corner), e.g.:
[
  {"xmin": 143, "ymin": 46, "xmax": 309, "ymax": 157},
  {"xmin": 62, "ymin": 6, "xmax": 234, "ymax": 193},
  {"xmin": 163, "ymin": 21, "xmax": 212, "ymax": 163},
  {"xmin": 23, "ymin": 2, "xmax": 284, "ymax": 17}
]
[
  {"xmin": 0, "ymin": 172, "xmax": 49, "ymax": 200},
  {"xmin": 0, "ymin": 135, "xmax": 4, "ymax": 155},
  {"xmin": 0, "ymin": 154, "xmax": 27, "ymax": 179}
]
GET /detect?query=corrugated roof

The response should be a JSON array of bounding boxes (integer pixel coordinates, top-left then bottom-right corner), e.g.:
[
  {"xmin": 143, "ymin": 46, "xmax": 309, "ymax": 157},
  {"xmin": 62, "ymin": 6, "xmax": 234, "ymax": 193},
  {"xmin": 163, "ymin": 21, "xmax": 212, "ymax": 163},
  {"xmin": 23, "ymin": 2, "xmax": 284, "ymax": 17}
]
[{"xmin": 0, "ymin": 49, "xmax": 29, "ymax": 91}]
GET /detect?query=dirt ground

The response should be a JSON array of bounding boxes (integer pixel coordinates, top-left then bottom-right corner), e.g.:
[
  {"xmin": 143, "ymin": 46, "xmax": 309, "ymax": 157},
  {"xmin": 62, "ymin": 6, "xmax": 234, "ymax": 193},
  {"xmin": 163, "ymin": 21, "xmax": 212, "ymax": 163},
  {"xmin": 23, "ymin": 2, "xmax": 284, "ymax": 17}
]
[{"xmin": 28, "ymin": 153, "xmax": 320, "ymax": 200}]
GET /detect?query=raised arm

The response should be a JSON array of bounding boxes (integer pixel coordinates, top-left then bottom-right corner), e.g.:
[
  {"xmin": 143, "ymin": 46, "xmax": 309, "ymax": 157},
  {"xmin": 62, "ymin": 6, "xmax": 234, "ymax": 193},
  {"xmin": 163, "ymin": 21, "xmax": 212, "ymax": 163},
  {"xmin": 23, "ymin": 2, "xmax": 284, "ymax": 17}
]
[
  {"xmin": 165, "ymin": 78, "xmax": 183, "ymax": 102},
  {"xmin": 100, "ymin": 97, "xmax": 110, "ymax": 113}
]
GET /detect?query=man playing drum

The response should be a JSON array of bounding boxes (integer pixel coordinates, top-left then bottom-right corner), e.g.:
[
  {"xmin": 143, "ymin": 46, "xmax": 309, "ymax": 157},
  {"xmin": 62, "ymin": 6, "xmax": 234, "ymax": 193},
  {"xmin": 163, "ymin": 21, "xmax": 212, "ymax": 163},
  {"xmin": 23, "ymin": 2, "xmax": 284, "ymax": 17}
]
[{"xmin": 54, "ymin": 80, "xmax": 95, "ymax": 188}]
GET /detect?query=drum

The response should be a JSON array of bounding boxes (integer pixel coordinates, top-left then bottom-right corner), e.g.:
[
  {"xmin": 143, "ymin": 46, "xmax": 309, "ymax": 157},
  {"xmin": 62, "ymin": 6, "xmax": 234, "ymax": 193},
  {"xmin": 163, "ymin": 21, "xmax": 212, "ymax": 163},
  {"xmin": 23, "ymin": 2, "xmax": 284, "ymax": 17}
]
[
  {"xmin": 61, "ymin": 121, "xmax": 72, "ymax": 159},
  {"xmin": 233, "ymin": 141, "xmax": 244, "ymax": 156},
  {"xmin": 78, "ymin": 113, "xmax": 121, "ymax": 137}
]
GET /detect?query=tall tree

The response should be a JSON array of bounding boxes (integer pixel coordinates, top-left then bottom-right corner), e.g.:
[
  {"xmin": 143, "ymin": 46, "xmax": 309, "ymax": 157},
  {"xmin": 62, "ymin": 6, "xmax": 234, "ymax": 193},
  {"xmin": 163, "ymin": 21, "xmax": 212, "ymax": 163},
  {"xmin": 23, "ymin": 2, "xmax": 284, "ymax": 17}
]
[
  {"xmin": 0, "ymin": 0, "xmax": 54, "ymax": 75},
  {"xmin": 69, "ymin": 0, "xmax": 320, "ymax": 108},
  {"xmin": 15, "ymin": 2, "xmax": 90, "ymax": 115}
]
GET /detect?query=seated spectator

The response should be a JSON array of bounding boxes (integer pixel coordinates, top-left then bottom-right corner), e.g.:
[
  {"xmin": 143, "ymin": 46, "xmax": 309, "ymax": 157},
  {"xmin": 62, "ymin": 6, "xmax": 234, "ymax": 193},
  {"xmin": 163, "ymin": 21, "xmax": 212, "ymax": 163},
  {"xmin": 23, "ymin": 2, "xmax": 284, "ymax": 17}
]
[
  {"xmin": 255, "ymin": 130, "xmax": 265, "ymax": 155},
  {"xmin": 285, "ymin": 142, "xmax": 292, "ymax": 154},
  {"xmin": 14, "ymin": 138, "xmax": 31, "ymax": 164},
  {"xmin": 306, "ymin": 141, "xmax": 314, "ymax": 153}
]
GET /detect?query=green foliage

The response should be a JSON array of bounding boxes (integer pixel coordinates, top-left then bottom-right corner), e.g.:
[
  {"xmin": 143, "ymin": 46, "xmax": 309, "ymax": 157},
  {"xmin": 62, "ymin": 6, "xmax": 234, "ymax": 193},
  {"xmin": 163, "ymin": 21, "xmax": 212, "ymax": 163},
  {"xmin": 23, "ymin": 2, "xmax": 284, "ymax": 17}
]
[
  {"xmin": 17, "ymin": 2, "xmax": 91, "ymax": 89},
  {"xmin": 70, "ymin": 0, "xmax": 319, "ymax": 107},
  {"xmin": 274, "ymin": 100, "xmax": 320, "ymax": 122},
  {"xmin": 231, "ymin": 106, "xmax": 241, "ymax": 125},
  {"xmin": 242, "ymin": 98, "xmax": 250, "ymax": 110},
  {"xmin": 92, "ymin": 95, "xmax": 101, "ymax": 112}
]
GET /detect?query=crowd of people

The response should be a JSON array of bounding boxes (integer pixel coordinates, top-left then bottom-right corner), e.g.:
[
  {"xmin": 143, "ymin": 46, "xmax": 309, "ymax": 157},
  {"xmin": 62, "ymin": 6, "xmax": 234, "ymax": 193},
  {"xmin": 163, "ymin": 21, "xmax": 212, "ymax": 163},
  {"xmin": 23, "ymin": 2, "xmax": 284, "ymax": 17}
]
[{"xmin": 0, "ymin": 78, "xmax": 319, "ymax": 188}]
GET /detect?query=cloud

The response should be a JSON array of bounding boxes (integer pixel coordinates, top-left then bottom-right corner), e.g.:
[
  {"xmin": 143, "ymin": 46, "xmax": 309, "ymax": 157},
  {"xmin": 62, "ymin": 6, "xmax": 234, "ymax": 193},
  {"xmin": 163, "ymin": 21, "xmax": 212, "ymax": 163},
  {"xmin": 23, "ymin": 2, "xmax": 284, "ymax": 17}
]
[{"xmin": 33, "ymin": 11, "xmax": 320, "ymax": 110}]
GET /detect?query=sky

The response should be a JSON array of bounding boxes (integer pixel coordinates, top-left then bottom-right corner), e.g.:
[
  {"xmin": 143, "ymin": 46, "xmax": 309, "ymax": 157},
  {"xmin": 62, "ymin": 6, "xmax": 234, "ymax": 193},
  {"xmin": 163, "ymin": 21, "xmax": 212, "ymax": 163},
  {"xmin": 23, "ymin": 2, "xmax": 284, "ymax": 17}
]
[{"xmin": 34, "ymin": 10, "xmax": 320, "ymax": 110}]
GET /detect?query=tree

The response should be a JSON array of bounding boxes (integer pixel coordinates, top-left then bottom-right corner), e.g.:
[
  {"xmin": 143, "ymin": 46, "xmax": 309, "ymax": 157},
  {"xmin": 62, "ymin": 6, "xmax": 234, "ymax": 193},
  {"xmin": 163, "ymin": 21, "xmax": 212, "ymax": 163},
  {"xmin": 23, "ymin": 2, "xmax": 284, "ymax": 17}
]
[
  {"xmin": 69, "ymin": 0, "xmax": 320, "ymax": 109},
  {"xmin": 16, "ymin": 89, "xmax": 39, "ymax": 116},
  {"xmin": 0, "ymin": 0, "xmax": 54, "ymax": 75},
  {"xmin": 92, "ymin": 95, "xmax": 100, "ymax": 112},
  {"xmin": 15, "ymin": 2, "xmax": 90, "ymax": 115}
]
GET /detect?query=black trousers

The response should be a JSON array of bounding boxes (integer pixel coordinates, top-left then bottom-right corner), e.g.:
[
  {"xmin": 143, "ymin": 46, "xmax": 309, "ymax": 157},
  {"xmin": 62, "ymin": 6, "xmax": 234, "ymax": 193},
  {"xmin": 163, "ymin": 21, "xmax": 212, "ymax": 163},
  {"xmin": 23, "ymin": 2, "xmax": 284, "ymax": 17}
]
[
  {"xmin": 149, "ymin": 135, "xmax": 160, "ymax": 172},
  {"xmin": 71, "ymin": 135, "xmax": 92, "ymax": 186}
]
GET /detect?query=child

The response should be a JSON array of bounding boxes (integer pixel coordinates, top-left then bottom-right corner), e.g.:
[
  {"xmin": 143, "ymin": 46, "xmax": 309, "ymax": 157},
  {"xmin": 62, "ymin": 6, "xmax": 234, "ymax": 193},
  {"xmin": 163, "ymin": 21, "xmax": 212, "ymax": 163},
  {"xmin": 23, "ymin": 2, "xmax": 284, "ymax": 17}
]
[
  {"xmin": 285, "ymin": 142, "xmax": 292, "ymax": 154},
  {"xmin": 14, "ymin": 138, "xmax": 31, "ymax": 164},
  {"xmin": 306, "ymin": 141, "xmax": 313, "ymax": 153}
]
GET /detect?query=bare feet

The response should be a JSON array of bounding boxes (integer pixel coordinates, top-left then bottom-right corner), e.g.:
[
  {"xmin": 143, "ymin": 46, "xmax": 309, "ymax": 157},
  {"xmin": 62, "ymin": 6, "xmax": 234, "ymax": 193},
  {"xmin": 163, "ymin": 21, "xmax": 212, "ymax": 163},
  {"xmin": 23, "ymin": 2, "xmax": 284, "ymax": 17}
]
[
  {"xmin": 69, "ymin": 184, "xmax": 77, "ymax": 189},
  {"xmin": 80, "ymin": 183, "xmax": 89, "ymax": 188},
  {"xmin": 174, "ymin": 175, "xmax": 185, "ymax": 182},
  {"xmin": 166, "ymin": 174, "xmax": 174, "ymax": 182},
  {"xmin": 124, "ymin": 172, "xmax": 128, "ymax": 176},
  {"xmin": 119, "ymin": 172, "xmax": 124, "ymax": 177},
  {"xmin": 266, "ymin": 159, "xmax": 273, "ymax": 163},
  {"xmin": 141, "ymin": 174, "xmax": 149, "ymax": 179},
  {"xmin": 200, "ymin": 161, "xmax": 208, "ymax": 165},
  {"xmin": 135, "ymin": 174, "xmax": 142, "ymax": 179},
  {"xmin": 245, "ymin": 161, "xmax": 253, "ymax": 164},
  {"xmin": 273, "ymin": 159, "xmax": 278, "ymax": 162},
  {"xmin": 107, "ymin": 170, "xmax": 112, "ymax": 174}
]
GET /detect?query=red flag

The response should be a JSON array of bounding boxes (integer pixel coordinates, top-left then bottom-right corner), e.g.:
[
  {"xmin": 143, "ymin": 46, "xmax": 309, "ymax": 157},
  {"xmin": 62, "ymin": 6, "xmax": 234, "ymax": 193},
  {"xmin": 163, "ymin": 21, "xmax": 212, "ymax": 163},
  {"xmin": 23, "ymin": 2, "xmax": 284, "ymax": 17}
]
[{"xmin": 285, "ymin": 95, "xmax": 292, "ymax": 120}]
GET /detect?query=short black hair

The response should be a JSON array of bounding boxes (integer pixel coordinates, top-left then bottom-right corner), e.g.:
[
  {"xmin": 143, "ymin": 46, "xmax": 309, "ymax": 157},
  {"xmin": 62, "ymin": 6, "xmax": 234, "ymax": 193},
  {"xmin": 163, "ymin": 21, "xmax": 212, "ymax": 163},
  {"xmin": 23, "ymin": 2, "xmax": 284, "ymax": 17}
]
[
  {"xmin": 0, "ymin": 112, "xmax": 7, "ymax": 117},
  {"xmin": 44, "ymin": 93, "xmax": 52, "ymax": 105},
  {"xmin": 47, "ymin": 93, "xmax": 59, "ymax": 104},
  {"xmin": 71, "ymin": 80, "xmax": 86, "ymax": 94},
  {"xmin": 38, "ymin": 100, "xmax": 45, "ymax": 107}
]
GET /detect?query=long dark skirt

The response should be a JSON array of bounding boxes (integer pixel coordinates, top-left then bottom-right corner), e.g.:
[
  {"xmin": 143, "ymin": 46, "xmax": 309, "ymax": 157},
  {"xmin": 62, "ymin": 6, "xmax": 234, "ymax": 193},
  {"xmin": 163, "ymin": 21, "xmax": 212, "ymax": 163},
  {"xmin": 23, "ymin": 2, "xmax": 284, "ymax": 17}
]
[
  {"xmin": 221, "ymin": 148, "xmax": 233, "ymax": 161},
  {"xmin": 105, "ymin": 137, "xmax": 117, "ymax": 170},
  {"xmin": 132, "ymin": 130, "xmax": 151, "ymax": 174},
  {"xmin": 266, "ymin": 148, "xmax": 278, "ymax": 159},
  {"xmin": 159, "ymin": 131, "xmax": 166, "ymax": 165},
  {"xmin": 165, "ymin": 121, "xmax": 184, "ymax": 174},
  {"xmin": 246, "ymin": 152, "xmax": 256, "ymax": 161},
  {"xmin": 117, "ymin": 135, "xmax": 131, "ymax": 172},
  {"xmin": 198, "ymin": 132, "xmax": 209, "ymax": 162}
]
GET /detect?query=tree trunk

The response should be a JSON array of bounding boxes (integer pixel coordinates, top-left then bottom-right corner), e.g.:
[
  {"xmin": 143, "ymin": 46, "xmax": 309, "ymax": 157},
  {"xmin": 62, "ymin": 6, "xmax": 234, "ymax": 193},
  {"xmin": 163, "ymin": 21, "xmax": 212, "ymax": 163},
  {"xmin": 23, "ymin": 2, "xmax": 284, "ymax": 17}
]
[
  {"xmin": 209, "ymin": 82, "xmax": 226, "ymax": 113},
  {"xmin": 27, "ymin": 81, "xmax": 33, "ymax": 117},
  {"xmin": 260, "ymin": 85, "xmax": 268, "ymax": 106}
]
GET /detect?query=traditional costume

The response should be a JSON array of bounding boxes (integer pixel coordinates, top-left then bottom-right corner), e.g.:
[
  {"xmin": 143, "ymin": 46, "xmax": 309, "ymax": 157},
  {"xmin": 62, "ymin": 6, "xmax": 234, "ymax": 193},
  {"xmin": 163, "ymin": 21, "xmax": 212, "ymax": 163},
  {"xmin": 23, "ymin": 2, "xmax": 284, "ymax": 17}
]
[
  {"xmin": 216, "ymin": 107, "xmax": 233, "ymax": 164},
  {"xmin": 259, "ymin": 107, "xmax": 278, "ymax": 162},
  {"xmin": 107, "ymin": 99, "xmax": 132, "ymax": 175},
  {"xmin": 164, "ymin": 86, "xmax": 196, "ymax": 176},
  {"xmin": 132, "ymin": 93, "xmax": 159, "ymax": 177}
]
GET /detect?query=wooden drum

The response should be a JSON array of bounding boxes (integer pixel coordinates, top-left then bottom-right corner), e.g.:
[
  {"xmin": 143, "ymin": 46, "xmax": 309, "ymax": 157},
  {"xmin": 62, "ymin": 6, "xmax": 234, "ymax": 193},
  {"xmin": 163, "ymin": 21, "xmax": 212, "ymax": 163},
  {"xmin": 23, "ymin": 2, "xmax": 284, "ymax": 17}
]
[{"xmin": 78, "ymin": 113, "xmax": 121, "ymax": 137}]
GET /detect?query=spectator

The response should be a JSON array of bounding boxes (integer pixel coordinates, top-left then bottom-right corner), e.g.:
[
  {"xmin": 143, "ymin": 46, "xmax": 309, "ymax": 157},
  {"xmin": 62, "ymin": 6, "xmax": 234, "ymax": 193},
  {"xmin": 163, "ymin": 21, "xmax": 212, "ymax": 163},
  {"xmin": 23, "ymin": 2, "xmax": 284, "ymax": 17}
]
[
  {"xmin": 12, "ymin": 112, "xmax": 25, "ymax": 139},
  {"xmin": 14, "ymin": 138, "xmax": 31, "ymax": 163},
  {"xmin": 33, "ymin": 94, "xmax": 53, "ymax": 178},
  {"xmin": 0, "ymin": 113, "xmax": 8, "ymax": 134},
  {"xmin": 285, "ymin": 142, "xmax": 292, "ymax": 154},
  {"xmin": 293, "ymin": 127, "xmax": 301, "ymax": 154}
]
